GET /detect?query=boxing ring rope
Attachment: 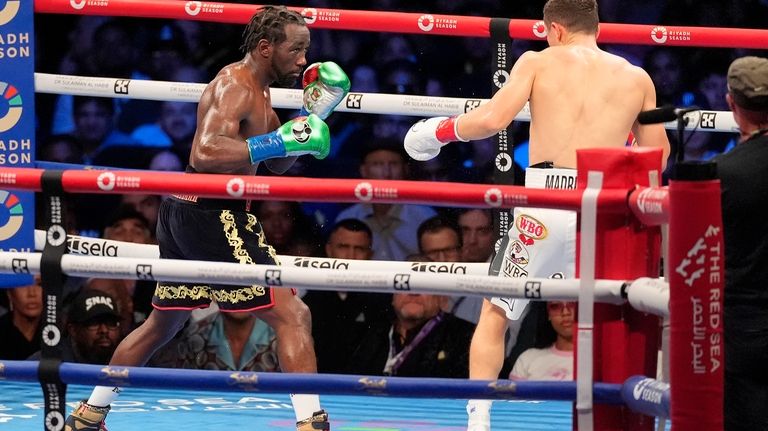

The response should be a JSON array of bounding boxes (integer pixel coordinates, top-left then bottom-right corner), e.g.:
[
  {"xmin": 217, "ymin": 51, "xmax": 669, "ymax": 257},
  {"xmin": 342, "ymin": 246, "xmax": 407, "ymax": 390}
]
[
  {"xmin": 0, "ymin": 166, "xmax": 631, "ymax": 212},
  {"xmin": 33, "ymin": 73, "xmax": 740, "ymax": 133},
  {"xmin": 0, "ymin": 361, "xmax": 671, "ymax": 416},
  {"xmin": 34, "ymin": 0, "xmax": 768, "ymax": 48},
  {"xmin": 6, "ymin": 0, "xmax": 733, "ymax": 428}
]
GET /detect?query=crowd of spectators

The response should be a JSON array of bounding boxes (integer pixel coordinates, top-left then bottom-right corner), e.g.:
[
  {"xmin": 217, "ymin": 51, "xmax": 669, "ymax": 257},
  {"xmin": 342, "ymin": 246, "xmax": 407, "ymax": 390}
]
[{"xmin": 1, "ymin": 0, "xmax": 766, "ymax": 381}]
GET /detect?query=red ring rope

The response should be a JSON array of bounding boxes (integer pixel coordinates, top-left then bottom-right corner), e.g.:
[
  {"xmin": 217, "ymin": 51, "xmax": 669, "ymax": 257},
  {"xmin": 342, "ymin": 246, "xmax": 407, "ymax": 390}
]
[
  {"xmin": 34, "ymin": 0, "xmax": 768, "ymax": 49},
  {"xmin": 0, "ymin": 167, "xmax": 630, "ymax": 212}
]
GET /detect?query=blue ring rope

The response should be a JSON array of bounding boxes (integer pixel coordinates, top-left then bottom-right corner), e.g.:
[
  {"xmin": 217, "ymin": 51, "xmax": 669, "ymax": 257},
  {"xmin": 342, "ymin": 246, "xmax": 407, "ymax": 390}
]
[{"xmin": 0, "ymin": 360, "xmax": 668, "ymax": 418}]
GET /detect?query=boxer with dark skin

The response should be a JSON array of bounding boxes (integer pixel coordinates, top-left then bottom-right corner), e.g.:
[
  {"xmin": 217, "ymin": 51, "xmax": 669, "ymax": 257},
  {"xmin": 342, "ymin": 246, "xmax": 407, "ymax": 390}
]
[{"xmin": 65, "ymin": 6, "xmax": 350, "ymax": 431}]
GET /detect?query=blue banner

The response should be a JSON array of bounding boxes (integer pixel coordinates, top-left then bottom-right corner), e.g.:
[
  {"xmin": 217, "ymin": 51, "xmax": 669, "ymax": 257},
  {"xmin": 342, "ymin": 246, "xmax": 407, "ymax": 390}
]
[{"xmin": 0, "ymin": 0, "xmax": 35, "ymax": 287}]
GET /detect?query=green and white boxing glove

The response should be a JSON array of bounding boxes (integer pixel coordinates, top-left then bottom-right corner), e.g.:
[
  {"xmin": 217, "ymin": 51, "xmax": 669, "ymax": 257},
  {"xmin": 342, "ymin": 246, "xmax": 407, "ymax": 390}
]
[
  {"xmin": 299, "ymin": 61, "xmax": 351, "ymax": 120},
  {"xmin": 246, "ymin": 114, "xmax": 330, "ymax": 163}
]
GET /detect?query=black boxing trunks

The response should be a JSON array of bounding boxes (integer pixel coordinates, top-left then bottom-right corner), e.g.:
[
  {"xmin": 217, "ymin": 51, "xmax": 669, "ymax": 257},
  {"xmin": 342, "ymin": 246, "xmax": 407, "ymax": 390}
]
[{"xmin": 152, "ymin": 194, "xmax": 281, "ymax": 312}]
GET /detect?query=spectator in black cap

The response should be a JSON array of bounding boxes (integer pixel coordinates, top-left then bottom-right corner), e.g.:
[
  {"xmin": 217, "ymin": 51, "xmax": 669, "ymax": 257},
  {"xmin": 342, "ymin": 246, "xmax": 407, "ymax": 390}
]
[
  {"xmin": 715, "ymin": 55, "xmax": 768, "ymax": 431},
  {"xmin": 30, "ymin": 290, "xmax": 125, "ymax": 364}
]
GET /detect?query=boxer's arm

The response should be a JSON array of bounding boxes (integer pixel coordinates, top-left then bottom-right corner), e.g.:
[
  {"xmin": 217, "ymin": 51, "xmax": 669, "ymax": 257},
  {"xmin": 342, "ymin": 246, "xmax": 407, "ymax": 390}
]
[
  {"xmin": 191, "ymin": 78, "xmax": 258, "ymax": 173},
  {"xmin": 633, "ymin": 71, "xmax": 671, "ymax": 169},
  {"xmin": 456, "ymin": 51, "xmax": 539, "ymax": 140},
  {"xmin": 264, "ymin": 110, "xmax": 299, "ymax": 174}
]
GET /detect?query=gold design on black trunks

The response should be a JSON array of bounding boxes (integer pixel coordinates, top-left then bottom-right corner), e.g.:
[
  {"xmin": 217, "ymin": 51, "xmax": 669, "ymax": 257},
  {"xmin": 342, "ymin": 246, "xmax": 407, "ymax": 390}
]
[
  {"xmin": 248, "ymin": 214, "xmax": 279, "ymax": 262},
  {"xmin": 245, "ymin": 213, "xmax": 257, "ymax": 232},
  {"xmin": 211, "ymin": 285, "xmax": 267, "ymax": 304},
  {"xmin": 155, "ymin": 284, "xmax": 210, "ymax": 301},
  {"xmin": 221, "ymin": 210, "xmax": 255, "ymax": 265}
]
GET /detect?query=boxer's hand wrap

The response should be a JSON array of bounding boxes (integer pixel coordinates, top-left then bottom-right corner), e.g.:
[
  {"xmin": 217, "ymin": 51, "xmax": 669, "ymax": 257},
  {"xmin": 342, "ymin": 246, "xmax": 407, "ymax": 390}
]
[
  {"xmin": 299, "ymin": 61, "xmax": 351, "ymax": 120},
  {"xmin": 246, "ymin": 114, "xmax": 330, "ymax": 163},
  {"xmin": 404, "ymin": 115, "xmax": 467, "ymax": 161}
]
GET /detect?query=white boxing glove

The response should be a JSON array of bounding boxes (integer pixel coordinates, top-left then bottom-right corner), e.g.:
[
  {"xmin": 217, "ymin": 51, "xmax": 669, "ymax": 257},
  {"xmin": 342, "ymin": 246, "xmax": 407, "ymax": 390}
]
[{"xmin": 404, "ymin": 115, "xmax": 467, "ymax": 161}]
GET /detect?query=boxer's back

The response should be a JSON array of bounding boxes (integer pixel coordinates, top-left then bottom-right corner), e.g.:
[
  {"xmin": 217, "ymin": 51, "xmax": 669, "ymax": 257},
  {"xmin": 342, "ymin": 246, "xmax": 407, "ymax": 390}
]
[{"xmin": 528, "ymin": 45, "xmax": 648, "ymax": 168}]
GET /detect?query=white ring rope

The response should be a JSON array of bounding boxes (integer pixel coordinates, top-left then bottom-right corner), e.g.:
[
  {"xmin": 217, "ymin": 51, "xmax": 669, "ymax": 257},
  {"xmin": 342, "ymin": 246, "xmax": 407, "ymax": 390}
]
[
  {"xmin": 35, "ymin": 73, "xmax": 737, "ymax": 133},
  {"xmin": 2, "ymin": 251, "xmax": 629, "ymax": 303},
  {"xmin": 30, "ymin": 230, "xmax": 670, "ymax": 315},
  {"xmin": 32, "ymin": 230, "xmax": 490, "ymax": 274}
]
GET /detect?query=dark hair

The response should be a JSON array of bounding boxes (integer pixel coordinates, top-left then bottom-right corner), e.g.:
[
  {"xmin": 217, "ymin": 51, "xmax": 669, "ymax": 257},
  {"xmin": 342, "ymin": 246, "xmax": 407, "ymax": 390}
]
[
  {"xmin": 240, "ymin": 5, "xmax": 306, "ymax": 54},
  {"xmin": 329, "ymin": 218, "xmax": 373, "ymax": 241},
  {"xmin": 417, "ymin": 215, "xmax": 462, "ymax": 253},
  {"xmin": 542, "ymin": 0, "xmax": 599, "ymax": 35}
]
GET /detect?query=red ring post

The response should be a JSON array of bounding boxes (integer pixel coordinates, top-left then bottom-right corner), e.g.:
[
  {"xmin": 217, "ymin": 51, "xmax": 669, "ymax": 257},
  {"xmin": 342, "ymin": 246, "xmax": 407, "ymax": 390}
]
[
  {"xmin": 667, "ymin": 163, "xmax": 724, "ymax": 430},
  {"xmin": 576, "ymin": 147, "xmax": 663, "ymax": 431}
]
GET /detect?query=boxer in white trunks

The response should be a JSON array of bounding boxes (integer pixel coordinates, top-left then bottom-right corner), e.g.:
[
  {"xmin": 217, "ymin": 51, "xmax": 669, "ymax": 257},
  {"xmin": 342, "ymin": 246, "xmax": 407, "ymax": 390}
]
[{"xmin": 402, "ymin": 0, "xmax": 669, "ymax": 429}]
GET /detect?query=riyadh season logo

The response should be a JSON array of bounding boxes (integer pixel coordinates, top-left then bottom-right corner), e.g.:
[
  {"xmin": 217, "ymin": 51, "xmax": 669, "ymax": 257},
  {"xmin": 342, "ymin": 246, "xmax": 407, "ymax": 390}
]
[
  {"xmin": 495, "ymin": 153, "xmax": 512, "ymax": 172},
  {"xmin": 354, "ymin": 182, "xmax": 373, "ymax": 202},
  {"xmin": 532, "ymin": 20, "xmax": 548, "ymax": 38},
  {"xmin": 0, "ymin": 82, "xmax": 23, "ymax": 133},
  {"xmin": 651, "ymin": 26, "xmax": 668, "ymax": 44},
  {"xmin": 484, "ymin": 188, "xmax": 503, "ymax": 207},
  {"xmin": 302, "ymin": 8, "xmax": 317, "ymax": 24},
  {"xmin": 0, "ymin": 0, "xmax": 20, "ymax": 25},
  {"xmin": 418, "ymin": 14, "xmax": 434, "ymax": 32},
  {"xmin": 227, "ymin": 177, "xmax": 245, "ymax": 198},
  {"xmin": 184, "ymin": 1, "xmax": 223, "ymax": 15},
  {"xmin": 69, "ymin": 0, "xmax": 86, "ymax": 10},
  {"xmin": 0, "ymin": 190, "xmax": 24, "ymax": 241},
  {"xmin": 493, "ymin": 70, "xmax": 510, "ymax": 89},
  {"xmin": 185, "ymin": 1, "xmax": 201, "ymax": 15}
]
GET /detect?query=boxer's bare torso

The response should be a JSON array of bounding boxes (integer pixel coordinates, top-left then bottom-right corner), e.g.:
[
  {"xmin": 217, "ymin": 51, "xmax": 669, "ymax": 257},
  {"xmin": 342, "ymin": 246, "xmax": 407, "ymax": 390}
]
[{"xmin": 457, "ymin": 37, "xmax": 670, "ymax": 169}]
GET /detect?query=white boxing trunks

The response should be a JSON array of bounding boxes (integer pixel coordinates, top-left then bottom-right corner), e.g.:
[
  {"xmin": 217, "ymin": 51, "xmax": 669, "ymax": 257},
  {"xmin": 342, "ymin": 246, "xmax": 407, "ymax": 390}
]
[{"xmin": 489, "ymin": 166, "xmax": 578, "ymax": 320}]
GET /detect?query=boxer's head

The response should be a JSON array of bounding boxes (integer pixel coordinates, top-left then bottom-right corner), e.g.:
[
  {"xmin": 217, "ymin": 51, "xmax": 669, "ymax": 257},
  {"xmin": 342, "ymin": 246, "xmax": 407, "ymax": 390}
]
[
  {"xmin": 543, "ymin": 0, "xmax": 599, "ymax": 45},
  {"xmin": 241, "ymin": 5, "xmax": 309, "ymax": 87}
]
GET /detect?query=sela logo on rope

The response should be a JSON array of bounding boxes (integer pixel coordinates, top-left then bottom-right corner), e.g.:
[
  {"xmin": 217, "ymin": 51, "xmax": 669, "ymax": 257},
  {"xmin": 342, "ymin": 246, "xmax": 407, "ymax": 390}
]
[
  {"xmin": 700, "ymin": 112, "xmax": 717, "ymax": 129},
  {"xmin": 346, "ymin": 93, "xmax": 363, "ymax": 109},
  {"xmin": 265, "ymin": 269, "xmax": 282, "ymax": 286},
  {"xmin": 11, "ymin": 258, "xmax": 28, "ymax": 274},
  {"xmin": 68, "ymin": 237, "xmax": 119, "ymax": 256},
  {"xmin": 114, "ymin": 79, "xmax": 130, "ymax": 95},
  {"xmin": 293, "ymin": 257, "xmax": 349, "ymax": 270},
  {"xmin": 410, "ymin": 262, "xmax": 467, "ymax": 274},
  {"xmin": 524, "ymin": 281, "xmax": 542, "ymax": 299},
  {"xmin": 464, "ymin": 99, "xmax": 482, "ymax": 113},
  {"xmin": 135, "ymin": 264, "xmax": 153, "ymax": 280},
  {"xmin": 393, "ymin": 273, "xmax": 411, "ymax": 291}
]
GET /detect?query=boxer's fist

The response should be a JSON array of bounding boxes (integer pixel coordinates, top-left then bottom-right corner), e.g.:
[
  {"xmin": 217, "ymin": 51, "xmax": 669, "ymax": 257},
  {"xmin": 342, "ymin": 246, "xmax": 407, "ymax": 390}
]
[
  {"xmin": 246, "ymin": 114, "xmax": 330, "ymax": 163},
  {"xmin": 300, "ymin": 61, "xmax": 350, "ymax": 120},
  {"xmin": 404, "ymin": 115, "xmax": 466, "ymax": 161}
]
